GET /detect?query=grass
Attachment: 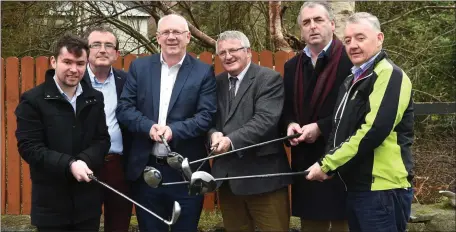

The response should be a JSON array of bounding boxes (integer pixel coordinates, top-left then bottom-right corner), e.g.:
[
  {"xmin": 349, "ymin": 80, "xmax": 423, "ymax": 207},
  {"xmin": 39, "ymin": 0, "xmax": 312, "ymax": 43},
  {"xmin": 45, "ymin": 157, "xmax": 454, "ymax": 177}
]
[{"xmin": 0, "ymin": 210, "xmax": 302, "ymax": 232}]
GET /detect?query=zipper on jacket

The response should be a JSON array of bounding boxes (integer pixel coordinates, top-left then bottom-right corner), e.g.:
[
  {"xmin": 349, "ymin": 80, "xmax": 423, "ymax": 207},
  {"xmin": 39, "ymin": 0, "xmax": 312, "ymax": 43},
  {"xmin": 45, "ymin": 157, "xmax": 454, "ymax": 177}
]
[
  {"xmin": 332, "ymin": 73, "xmax": 373, "ymax": 147},
  {"xmin": 331, "ymin": 73, "xmax": 373, "ymax": 192}
]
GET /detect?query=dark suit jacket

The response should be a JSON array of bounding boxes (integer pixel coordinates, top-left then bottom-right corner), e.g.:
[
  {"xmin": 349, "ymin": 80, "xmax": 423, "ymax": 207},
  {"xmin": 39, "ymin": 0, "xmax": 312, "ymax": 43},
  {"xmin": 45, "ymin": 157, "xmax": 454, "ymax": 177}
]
[
  {"xmin": 208, "ymin": 63, "xmax": 292, "ymax": 195},
  {"xmin": 116, "ymin": 53, "xmax": 217, "ymax": 181}
]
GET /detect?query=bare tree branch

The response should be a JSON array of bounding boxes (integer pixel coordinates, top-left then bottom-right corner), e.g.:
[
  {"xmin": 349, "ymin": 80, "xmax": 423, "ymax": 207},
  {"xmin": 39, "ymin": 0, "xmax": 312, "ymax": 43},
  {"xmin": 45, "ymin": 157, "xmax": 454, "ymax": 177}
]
[
  {"xmin": 85, "ymin": 1, "xmax": 159, "ymax": 53},
  {"xmin": 382, "ymin": 5, "xmax": 456, "ymax": 26},
  {"xmin": 153, "ymin": 1, "xmax": 216, "ymax": 47},
  {"xmin": 178, "ymin": 2, "xmax": 201, "ymax": 30}
]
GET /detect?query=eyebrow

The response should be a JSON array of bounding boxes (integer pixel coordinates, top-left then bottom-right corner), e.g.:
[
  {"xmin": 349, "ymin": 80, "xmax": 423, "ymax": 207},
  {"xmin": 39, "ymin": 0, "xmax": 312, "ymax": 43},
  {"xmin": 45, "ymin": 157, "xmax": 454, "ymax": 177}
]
[
  {"xmin": 302, "ymin": 16, "xmax": 324, "ymax": 22},
  {"xmin": 345, "ymin": 33, "xmax": 367, "ymax": 39}
]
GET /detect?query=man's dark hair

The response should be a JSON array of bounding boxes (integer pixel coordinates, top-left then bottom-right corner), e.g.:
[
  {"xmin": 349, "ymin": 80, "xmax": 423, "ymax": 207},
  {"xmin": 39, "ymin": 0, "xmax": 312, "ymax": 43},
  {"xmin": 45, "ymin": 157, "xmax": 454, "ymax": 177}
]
[
  {"xmin": 53, "ymin": 34, "xmax": 89, "ymax": 59},
  {"xmin": 84, "ymin": 24, "xmax": 119, "ymax": 50}
]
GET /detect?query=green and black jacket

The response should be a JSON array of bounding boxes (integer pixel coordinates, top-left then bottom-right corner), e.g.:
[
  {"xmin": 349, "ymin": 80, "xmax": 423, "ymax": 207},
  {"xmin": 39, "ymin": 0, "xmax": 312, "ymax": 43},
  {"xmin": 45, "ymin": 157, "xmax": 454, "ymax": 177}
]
[{"xmin": 319, "ymin": 51, "xmax": 414, "ymax": 192}]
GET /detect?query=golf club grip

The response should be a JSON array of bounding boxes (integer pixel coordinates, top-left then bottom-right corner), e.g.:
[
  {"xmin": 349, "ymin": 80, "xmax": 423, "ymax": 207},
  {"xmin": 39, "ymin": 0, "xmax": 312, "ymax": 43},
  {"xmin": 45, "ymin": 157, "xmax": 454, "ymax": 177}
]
[
  {"xmin": 190, "ymin": 133, "xmax": 302, "ymax": 164},
  {"xmin": 160, "ymin": 135, "xmax": 172, "ymax": 153},
  {"xmin": 161, "ymin": 170, "xmax": 310, "ymax": 186},
  {"xmin": 88, "ymin": 174, "xmax": 168, "ymax": 224}
]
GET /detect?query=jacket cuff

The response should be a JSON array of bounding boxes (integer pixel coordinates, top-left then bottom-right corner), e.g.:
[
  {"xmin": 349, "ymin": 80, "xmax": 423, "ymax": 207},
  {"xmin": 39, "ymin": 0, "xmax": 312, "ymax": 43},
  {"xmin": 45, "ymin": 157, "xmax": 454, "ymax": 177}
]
[
  {"xmin": 77, "ymin": 152, "xmax": 92, "ymax": 169},
  {"xmin": 319, "ymin": 158, "xmax": 330, "ymax": 173}
]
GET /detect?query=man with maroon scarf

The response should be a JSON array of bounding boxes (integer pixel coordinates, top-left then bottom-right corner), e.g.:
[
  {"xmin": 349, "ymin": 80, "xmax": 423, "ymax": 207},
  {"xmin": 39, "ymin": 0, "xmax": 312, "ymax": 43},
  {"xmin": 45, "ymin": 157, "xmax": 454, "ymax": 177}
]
[{"xmin": 281, "ymin": 2, "xmax": 352, "ymax": 231}]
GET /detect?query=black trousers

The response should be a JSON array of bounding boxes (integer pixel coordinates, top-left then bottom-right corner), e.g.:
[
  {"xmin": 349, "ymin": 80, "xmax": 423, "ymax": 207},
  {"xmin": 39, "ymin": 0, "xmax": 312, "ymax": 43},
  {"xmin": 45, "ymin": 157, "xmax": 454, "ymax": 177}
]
[{"xmin": 37, "ymin": 217, "xmax": 100, "ymax": 232}]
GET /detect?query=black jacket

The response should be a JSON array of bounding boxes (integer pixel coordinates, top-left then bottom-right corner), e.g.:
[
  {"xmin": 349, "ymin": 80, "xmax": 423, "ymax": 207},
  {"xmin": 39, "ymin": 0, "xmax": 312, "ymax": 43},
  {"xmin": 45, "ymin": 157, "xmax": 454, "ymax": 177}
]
[
  {"xmin": 321, "ymin": 51, "xmax": 414, "ymax": 191},
  {"xmin": 15, "ymin": 69, "xmax": 110, "ymax": 227},
  {"xmin": 282, "ymin": 45, "xmax": 352, "ymax": 219}
]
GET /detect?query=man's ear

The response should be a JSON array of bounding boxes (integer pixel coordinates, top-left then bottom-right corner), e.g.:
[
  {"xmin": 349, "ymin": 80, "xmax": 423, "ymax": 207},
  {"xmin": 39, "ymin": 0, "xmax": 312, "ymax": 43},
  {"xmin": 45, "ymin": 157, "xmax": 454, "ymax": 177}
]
[
  {"xmin": 377, "ymin": 32, "xmax": 384, "ymax": 47},
  {"xmin": 50, "ymin": 56, "xmax": 57, "ymax": 69}
]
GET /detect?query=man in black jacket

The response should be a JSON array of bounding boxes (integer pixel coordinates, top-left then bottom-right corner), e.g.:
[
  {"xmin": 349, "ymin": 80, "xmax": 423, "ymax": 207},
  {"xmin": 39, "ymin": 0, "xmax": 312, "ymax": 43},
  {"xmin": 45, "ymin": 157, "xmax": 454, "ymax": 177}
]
[
  {"xmin": 15, "ymin": 34, "xmax": 110, "ymax": 231},
  {"xmin": 83, "ymin": 25, "xmax": 132, "ymax": 232},
  {"xmin": 282, "ymin": 2, "xmax": 352, "ymax": 231},
  {"xmin": 306, "ymin": 12, "xmax": 414, "ymax": 232}
]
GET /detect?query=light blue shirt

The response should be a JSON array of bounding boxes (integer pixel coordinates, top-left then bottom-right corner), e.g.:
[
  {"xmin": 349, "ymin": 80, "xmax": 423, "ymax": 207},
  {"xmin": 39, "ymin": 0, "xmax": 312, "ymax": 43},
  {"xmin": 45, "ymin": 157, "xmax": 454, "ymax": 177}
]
[
  {"xmin": 351, "ymin": 51, "xmax": 381, "ymax": 82},
  {"xmin": 53, "ymin": 75, "xmax": 83, "ymax": 112},
  {"xmin": 87, "ymin": 65, "xmax": 123, "ymax": 155},
  {"xmin": 303, "ymin": 40, "xmax": 332, "ymax": 66}
]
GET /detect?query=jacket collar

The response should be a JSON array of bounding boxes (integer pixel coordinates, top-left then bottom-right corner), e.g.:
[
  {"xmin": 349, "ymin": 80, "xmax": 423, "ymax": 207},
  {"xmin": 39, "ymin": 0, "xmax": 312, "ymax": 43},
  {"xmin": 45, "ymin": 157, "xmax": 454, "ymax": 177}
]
[
  {"xmin": 362, "ymin": 50, "xmax": 388, "ymax": 76},
  {"xmin": 44, "ymin": 69, "xmax": 97, "ymax": 100}
]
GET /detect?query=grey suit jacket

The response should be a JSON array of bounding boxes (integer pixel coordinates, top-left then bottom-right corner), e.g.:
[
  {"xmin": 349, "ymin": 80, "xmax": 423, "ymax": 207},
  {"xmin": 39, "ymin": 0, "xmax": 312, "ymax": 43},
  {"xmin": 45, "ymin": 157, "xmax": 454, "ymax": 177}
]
[{"xmin": 208, "ymin": 63, "xmax": 292, "ymax": 195}]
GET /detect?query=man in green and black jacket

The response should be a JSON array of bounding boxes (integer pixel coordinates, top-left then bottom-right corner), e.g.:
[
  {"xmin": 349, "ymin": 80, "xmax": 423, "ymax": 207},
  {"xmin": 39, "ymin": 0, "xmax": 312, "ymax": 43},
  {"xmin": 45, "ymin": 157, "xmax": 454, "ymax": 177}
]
[{"xmin": 306, "ymin": 12, "xmax": 414, "ymax": 232}]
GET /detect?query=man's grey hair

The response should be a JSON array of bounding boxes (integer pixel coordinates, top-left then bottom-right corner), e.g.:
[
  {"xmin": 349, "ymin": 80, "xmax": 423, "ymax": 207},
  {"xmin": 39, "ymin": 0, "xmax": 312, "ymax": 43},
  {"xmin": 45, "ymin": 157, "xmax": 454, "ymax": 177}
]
[
  {"xmin": 297, "ymin": 1, "xmax": 335, "ymax": 25},
  {"xmin": 157, "ymin": 14, "xmax": 189, "ymax": 32},
  {"xmin": 216, "ymin": 31, "xmax": 251, "ymax": 54},
  {"xmin": 346, "ymin": 12, "xmax": 381, "ymax": 32}
]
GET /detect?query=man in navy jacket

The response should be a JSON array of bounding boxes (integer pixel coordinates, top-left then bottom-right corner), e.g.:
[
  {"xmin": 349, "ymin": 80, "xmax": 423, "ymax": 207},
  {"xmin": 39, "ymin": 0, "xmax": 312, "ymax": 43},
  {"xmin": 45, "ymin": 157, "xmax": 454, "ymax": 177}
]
[{"xmin": 116, "ymin": 14, "xmax": 217, "ymax": 232}]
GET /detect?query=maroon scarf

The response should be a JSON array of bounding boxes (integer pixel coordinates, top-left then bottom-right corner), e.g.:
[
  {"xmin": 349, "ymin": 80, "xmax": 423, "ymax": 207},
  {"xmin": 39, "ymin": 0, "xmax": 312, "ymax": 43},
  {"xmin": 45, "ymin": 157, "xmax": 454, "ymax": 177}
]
[{"xmin": 294, "ymin": 36, "xmax": 344, "ymax": 125}]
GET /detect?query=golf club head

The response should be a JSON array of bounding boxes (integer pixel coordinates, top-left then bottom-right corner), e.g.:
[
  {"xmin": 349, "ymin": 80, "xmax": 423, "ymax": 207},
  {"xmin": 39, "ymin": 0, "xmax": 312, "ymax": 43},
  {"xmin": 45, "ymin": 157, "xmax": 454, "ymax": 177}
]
[
  {"xmin": 143, "ymin": 166, "xmax": 163, "ymax": 188},
  {"xmin": 181, "ymin": 158, "xmax": 193, "ymax": 180},
  {"xmin": 167, "ymin": 201, "xmax": 181, "ymax": 225},
  {"xmin": 167, "ymin": 152, "xmax": 184, "ymax": 170},
  {"xmin": 189, "ymin": 171, "xmax": 216, "ymax": 195}
]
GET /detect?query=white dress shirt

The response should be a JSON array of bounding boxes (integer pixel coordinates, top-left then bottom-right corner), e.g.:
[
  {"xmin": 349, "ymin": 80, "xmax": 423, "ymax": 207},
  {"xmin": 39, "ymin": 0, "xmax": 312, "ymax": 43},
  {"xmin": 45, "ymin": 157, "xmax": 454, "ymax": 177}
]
[{"xmin": 153, "ymin": 53, "xmax": 186, "ymax": 157}]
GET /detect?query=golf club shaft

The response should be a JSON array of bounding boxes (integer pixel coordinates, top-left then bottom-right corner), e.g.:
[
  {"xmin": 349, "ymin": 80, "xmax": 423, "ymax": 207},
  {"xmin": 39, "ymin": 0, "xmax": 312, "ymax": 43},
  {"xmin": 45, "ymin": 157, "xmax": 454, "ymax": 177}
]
[
  {"xmin": 161, "ymin": 170, "xmax": 310, "ymax": 186},
  {"xmin": 89, "ymin": 174, "xmax": 171, "ymax": 225},
  {"xmin": 195, "ymin": 148, "xmax": 215, "ymax": 172},
  {"xmin": 190, "ymin": 133, "xmax": 302, "ymax": 165}
]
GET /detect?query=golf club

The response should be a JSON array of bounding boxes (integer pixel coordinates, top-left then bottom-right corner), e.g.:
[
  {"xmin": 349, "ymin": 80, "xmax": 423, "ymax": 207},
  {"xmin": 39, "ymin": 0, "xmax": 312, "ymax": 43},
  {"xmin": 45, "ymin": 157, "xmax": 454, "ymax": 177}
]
[
  {"xmin": 189, "ymin": 133, "xmax": 302, "ymax": 165},
  {"xmin": 195, "ymin": 148, "xmax": 215, "ymax": 172},
  {"xmin": 88, "ymin": 174, "xmax": 181, "ymax": 225},
  {"xmin": 159, "ymin": 135, "xmax": 185, "ymax": 170},
  {"xmin": 181, "ymin": 158, "xmax": 193, "ymax": 180},
  {"xmin": 161, "ymin": 170, "xmax": 310, "ymax": 195},
  {"xmin": 143, "ymin": 166, "xmax": 163, "ymax": 188}
]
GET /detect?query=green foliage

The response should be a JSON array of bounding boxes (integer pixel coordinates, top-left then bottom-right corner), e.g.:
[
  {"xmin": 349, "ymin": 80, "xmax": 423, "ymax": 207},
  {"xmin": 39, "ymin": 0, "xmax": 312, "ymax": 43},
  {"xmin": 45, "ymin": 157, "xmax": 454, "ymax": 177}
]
[{"xmin": 357, "ymin": 1, "xmax": 456, "ymax": 102}]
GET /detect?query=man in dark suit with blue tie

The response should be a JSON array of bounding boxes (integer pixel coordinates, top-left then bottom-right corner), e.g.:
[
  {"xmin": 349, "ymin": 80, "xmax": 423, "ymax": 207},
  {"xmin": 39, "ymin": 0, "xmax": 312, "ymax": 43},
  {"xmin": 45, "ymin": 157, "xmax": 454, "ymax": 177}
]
[{"xmin": 116, "ymin": 14, "xmax": 217, "ymax": 232}]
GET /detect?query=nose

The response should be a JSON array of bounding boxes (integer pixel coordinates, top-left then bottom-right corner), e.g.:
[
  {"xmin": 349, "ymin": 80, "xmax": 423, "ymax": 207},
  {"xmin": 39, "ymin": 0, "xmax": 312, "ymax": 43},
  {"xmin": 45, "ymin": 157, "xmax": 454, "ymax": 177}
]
[
  {"xmin": 167, "ymin": 32, "xmax": 177, "ymax": 40},
  {"xmin": 69, "ymin": 64, "xmax": 78, "ymax": 72},
  {"xmin": 310, "ymin": 19, "xmax": 316, "ymax": 29},
  {"xmin": 98, "ymin": 44, "xmax": 107, "ymax": 53},
  {"xmin": 225, "ymin": 52, "xmax": 233, "ymax": 60},
  {"xmin": 348, "ymin": 40, "xmax": 358, "ymax": 50}
]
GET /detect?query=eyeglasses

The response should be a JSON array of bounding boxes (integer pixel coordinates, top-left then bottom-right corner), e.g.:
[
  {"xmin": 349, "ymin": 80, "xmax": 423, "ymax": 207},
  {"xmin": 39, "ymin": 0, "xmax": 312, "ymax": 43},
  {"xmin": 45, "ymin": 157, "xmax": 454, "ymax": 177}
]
[
  {"xmin": 157, "ymin": 30, "xmax": 189, "ymax": 37},
  {"xmin": 89, "ymin": 42, "xmax": 116, "ymax": 51},
  {"xmin": 217, "ymin": 47, "xmax": 246, "ymax": 58}
]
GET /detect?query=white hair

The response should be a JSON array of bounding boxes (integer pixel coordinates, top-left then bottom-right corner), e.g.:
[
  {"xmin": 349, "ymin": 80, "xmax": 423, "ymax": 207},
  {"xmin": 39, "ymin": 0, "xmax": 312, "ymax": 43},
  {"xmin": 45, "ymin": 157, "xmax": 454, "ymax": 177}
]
[
  {"xmin": 216, "ymin": 30, "xmax": 251, "ymax": 54},
  {"xmin": 346, "ymin": 12, "xmax": 381, "ymax": 32},
  {"xmin": 157, "ymin": 14, "xmax": 189, "ymax": 32}
]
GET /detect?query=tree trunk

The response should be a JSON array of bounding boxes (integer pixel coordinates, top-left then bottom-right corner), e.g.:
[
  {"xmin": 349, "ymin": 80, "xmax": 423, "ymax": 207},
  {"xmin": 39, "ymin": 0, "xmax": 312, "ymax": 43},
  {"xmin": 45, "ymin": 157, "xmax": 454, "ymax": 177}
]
[
  {"xmin": 330, "ymin": 2, "xmax": 355, "ymax": 39},
  {"xmin": 269, "ymin": 1, "xmax": 292, "ymax": 52}
]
